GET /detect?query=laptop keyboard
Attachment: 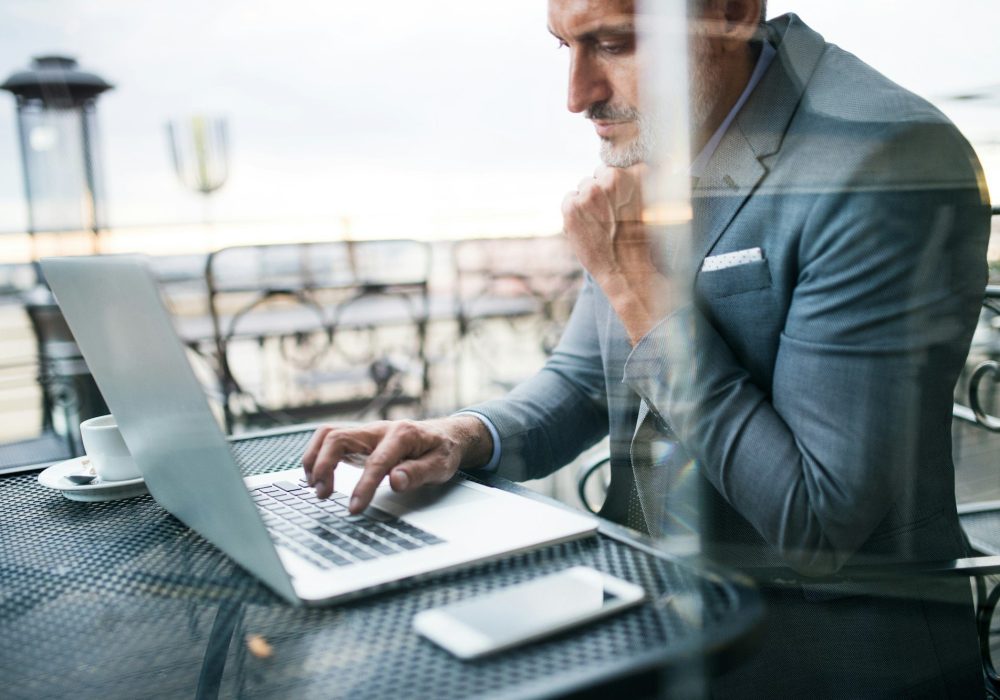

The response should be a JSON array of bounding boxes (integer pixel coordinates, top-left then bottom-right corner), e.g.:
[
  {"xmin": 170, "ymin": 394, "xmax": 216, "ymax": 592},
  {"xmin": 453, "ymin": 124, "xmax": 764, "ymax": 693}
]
[{"xmin": 251, "ymin": 479, "xmax": 445, "ymax": 570}]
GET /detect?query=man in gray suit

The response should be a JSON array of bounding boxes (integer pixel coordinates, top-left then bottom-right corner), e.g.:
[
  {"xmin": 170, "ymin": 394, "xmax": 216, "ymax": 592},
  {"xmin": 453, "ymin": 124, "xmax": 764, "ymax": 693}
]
[{"xmin": 304, "ymin": 0, "xmax": 991, "ymax": 694}]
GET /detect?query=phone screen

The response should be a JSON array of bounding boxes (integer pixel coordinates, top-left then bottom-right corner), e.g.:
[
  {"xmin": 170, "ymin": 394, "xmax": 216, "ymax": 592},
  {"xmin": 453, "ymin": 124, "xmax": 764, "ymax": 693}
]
[
  {"xmin": 455, "ymin": 570, "xmax": 614, "ymax": 644},
  {"xmin": 415, "ymin": 567, "xmax": 644, "ymax": 657}
]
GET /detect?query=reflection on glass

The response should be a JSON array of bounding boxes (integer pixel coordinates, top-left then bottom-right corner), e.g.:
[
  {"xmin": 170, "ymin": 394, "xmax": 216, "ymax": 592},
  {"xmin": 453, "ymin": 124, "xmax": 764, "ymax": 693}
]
[{"xmin": 632, "ymin": 2, "xmax": 991, "ymax": 697}]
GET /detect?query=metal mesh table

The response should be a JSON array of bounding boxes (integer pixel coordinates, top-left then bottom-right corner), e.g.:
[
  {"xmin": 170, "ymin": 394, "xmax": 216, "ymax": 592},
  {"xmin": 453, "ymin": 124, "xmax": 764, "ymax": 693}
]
[{"xmin": 1, "ymin": 429, "xmax": 760, "ymax": 699}]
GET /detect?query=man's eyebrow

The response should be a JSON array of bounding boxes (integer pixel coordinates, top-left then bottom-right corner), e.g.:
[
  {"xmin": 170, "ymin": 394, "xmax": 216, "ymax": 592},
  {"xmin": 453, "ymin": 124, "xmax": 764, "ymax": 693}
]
[{"xmin": 548, "ymin": 21, "xmax": 635, "ymax": 43}]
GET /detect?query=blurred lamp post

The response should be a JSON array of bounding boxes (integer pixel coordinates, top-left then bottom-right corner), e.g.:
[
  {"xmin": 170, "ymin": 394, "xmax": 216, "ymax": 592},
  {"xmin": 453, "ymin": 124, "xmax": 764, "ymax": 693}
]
[{"xmin": 1, "ymin": 56, "xmax": 114, "ymax": 253}]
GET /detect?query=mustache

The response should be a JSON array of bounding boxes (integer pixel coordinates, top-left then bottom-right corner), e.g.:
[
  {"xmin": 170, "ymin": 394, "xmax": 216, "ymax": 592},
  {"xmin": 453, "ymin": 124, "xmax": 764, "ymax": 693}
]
[{"xmin": 586, "ymin": 102, "xmax": 642, "ymax": 122}]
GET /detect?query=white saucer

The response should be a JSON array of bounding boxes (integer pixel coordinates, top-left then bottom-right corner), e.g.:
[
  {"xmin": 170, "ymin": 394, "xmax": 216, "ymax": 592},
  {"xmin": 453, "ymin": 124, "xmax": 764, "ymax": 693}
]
[{"xmin": 37, "ymin": 456, "xmax": 148, "ymax": 502}]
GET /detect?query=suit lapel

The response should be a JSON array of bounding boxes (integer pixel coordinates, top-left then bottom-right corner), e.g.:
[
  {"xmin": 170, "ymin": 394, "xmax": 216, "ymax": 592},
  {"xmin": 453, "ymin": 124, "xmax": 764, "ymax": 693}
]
[
  {"xmin": 691, "ymin": 133, "xmax": 767, "ymax": 267},
  {"xmin": 629, "ymin": 398, "xmax": 656, "ymax": 533},
  {"xmin": 631, "ymin": 399, "xmax": 703, "ymax": 542},
  {"xmin": 690, "ymin": 13, "xmax": 828, "ymax": 269}
]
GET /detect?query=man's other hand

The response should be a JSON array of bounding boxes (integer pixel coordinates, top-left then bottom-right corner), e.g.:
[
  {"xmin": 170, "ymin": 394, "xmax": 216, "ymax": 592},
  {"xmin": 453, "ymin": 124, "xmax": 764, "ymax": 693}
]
[
  {"xmin": 562, "ymin": 164, "xmax": 670, "ymax": 345},
  {"xmin": 562, "ymin": 164, "xmax": 650, "ymax": 282},
  {"xmin": 300, "ymin": 416, "xmax": 492, "ymax": 514}
]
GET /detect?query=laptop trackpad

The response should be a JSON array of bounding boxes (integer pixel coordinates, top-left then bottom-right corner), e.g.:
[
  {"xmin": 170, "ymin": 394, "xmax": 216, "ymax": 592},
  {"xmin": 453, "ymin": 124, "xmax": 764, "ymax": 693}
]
[{"xmin": 373, "ymin": 479, "xmax": 489, "ymax": 514}]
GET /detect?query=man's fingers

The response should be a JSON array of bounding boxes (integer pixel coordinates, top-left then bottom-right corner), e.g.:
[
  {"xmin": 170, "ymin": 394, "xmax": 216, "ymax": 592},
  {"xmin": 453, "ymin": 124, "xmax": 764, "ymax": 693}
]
[
  {"xmin": 349, "ymin": 422, "xmax": 426, "ymax": 513},
  {"xmin": 576, "ymin": 176, "xmax": 597, "ymax": 197},
  {"xmin": 389, "ymin": 453, "xmax": 454, "ymax": 492},
  {"xmin": 307, "ymin": 420, "xmax": 462, "ymax": 513},
  {"xmin": 564, "ymin": 185, "xmax": 602, "ymax": 223},
  {"xmin": 595, "ymin": 164, "xmax": 620, "ymax": 183},
  {"xmin": 301, "ymin": 425, "xmax": 332, "ymax": 478},
  {"xmin": 561, "ymin": 190, "xmax": 579, "ymax": 221},
  {"xmin": 308, "ymin": 425, "xmax": 385, "ymax": 499},
  {"xmin": 311, "ymin": 434, "xmax": 349, "ymax": 498}
]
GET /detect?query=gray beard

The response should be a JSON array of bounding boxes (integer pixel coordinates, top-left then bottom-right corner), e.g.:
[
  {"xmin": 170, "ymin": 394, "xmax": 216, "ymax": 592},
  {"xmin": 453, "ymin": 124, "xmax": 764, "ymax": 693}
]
[
  {"xmin": 596, "ymin": 59, "xmax": 722, "ymax": 168},
  {"xmin": 599, "ymin": 112, "xmax": 656, "ymax": 168}
]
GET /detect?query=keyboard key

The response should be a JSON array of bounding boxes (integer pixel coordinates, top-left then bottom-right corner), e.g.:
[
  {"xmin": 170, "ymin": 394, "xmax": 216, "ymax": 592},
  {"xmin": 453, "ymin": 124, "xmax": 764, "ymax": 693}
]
[
  {"xmin": 308, "ymin": 542, "xmax": 353, "ymax": 564},
  {"xmin": 367, "ymin": 523, "xmax": 399, "ymax": 539},
  {"xmin": 317, "ymin": 516, "xmax": 348, "ymax": 529},
  {"xmin": 333, "ymin": 530, "xmax": 366, "ymax": 545},
  {"xmin": 369, "ymin": 542, "xmax": 398, "ymax": 555},
  {"xmin": 362, "ymin": 506, "xmax": 395, "ymax": 523}
]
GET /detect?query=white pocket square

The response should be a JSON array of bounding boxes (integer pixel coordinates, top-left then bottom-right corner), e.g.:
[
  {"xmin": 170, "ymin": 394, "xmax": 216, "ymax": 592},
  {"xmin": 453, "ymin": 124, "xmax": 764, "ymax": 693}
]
[{"xmin": 701, "ymin": 247, "xmax": 763, "ymax": 272}]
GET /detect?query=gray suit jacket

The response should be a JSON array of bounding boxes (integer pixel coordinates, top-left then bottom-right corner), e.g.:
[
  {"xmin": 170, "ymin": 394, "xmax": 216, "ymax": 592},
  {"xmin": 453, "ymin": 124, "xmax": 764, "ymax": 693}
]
[
  {"xmin": 469, "ymin": 14, "xmax": 991, "ymax": 694},
  {"xmin": 470, "ymin": 11, "xmax": 990, "ymax": 575}
]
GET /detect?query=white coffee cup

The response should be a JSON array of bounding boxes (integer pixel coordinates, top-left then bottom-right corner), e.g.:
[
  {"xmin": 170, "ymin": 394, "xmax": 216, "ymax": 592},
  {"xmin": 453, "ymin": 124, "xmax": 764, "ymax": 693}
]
[{"xmin": 80, "ymin": 415, "xmax": 140, "ymax": 482}]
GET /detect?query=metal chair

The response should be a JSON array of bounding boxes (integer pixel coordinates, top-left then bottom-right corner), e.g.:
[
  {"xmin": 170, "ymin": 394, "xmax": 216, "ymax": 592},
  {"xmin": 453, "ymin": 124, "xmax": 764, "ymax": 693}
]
[
  {"xmin": 0, "ymin": 345, "xmax": 74, "ymax": 474},
  {"xmin": 951, "ymin": 284, "xmax": 1000, "ymax": 693},
  {"xmin": 0, "ymin": 281, "xmax": 108, "ymax": 473},
  {"xmin": 451, "ymin": 235, "xmax": 583, "ymax": 405},
  {"xmin": 202, "ymin": 240, "xmax": 432, "ymax": 433},
  {"xmin": 21, "ymin": 286, "xmax": 108, "ymax": 452}
]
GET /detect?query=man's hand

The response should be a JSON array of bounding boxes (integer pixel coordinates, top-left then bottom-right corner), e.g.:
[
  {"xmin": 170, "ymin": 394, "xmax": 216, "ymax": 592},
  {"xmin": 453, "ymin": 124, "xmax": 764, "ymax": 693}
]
[
  {"xmin": 300, "ymin": 416, "xmax": 493, "ymax": 514},
  {"xmin": 562, "ymin": 164, "xmax": 670, "ymax": 344}
]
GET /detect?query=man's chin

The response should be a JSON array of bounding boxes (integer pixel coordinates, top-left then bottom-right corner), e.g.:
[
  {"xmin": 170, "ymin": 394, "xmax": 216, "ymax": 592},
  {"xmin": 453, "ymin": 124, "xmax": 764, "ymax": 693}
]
[{"xmin": 600, "ymin": 139, "xmax": 647, "ymax": 168}]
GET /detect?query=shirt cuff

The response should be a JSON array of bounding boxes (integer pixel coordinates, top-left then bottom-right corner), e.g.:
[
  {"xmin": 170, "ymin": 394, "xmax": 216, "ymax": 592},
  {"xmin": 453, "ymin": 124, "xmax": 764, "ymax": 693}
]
[{"xmin": 453, "ymin": 411, "xmax": 502, "ymax": 472}]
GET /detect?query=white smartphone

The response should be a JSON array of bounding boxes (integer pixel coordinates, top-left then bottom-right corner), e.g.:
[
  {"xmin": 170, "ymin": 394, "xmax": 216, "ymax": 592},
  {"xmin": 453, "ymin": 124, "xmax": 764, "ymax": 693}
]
[{"xmin": 412, "ymin": 566, "xmax": 646, "ymax": 659}]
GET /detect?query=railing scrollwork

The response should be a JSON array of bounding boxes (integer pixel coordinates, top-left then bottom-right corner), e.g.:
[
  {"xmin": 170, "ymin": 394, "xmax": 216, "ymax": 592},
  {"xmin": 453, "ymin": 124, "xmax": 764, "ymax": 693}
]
[{"xmin": 970, "ymin": 360, "xmax": 1000, "ymax": 432}]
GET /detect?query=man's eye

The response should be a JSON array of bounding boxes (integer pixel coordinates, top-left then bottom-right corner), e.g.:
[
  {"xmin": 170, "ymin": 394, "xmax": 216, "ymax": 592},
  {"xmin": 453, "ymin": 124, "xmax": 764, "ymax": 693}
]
[{"xmin": 599, "ymin": 41, "xmax": 632, "ymax": 55}]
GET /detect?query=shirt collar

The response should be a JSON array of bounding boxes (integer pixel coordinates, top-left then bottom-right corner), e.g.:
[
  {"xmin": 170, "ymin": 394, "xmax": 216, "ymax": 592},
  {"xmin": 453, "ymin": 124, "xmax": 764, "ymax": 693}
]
[{"xmin": 690, "ymin": 40, "xmax": 776, "ymax": 178}]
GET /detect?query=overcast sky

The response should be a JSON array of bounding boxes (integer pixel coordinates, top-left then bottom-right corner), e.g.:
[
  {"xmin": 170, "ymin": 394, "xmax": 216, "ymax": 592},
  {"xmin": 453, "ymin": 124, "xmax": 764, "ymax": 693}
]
[{"xmin": 0, "ymin": 1, "xmax": 998, "ymax": 239}]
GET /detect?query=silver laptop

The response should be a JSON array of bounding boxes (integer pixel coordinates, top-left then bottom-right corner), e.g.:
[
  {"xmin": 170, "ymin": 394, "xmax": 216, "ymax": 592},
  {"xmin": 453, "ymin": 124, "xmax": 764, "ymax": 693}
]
[{"xmin": 41, "ymin": 255, "xmax": 597, "ymax": 605}]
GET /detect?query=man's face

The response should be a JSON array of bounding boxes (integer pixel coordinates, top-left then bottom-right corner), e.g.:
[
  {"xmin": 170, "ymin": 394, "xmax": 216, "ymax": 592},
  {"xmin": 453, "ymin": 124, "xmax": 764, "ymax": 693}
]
[
  {"xmin": 548, "ymin": 0, "xmax": 726, "ymax": 167},
  {"xmin": 548, "ymin": 0, "xmax": 644, "ymax": 167}
]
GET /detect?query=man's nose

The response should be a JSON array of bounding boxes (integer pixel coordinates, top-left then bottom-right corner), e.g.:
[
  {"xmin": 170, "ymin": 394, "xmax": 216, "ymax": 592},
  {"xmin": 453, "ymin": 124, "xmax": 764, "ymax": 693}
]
[{"xmin": 567, "ymin": 56, "xmax": 611, "ymax": 114}]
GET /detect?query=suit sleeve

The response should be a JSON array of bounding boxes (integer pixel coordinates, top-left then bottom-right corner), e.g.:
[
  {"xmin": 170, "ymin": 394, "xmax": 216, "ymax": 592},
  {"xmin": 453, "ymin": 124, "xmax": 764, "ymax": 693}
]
[
  {"xmin": 623, "ymin": 123, "xmax": 991, "ymax": 575},
  {"xmin": 464, "ymin": 275, "xmax": 610, "ymax": 482}
]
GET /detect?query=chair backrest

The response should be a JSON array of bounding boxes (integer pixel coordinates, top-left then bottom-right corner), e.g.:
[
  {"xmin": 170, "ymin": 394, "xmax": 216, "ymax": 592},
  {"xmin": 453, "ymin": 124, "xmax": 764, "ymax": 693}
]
[
  {"xmin": 452, "ymin": 235, "xmax": 583, "ymax": 352},
  {"xmin": 452, "ymin": 235, "xmax": 581, "ymax": 308},
  {"xmin": 960, "ymin": 286, "xmax": 1000, "ymax": 431},
  {"xmin": 446, "ymin": 235, "xmax": 584, "ymax": 406},
  {"xmin": 18, "ymin": 285, "xmax": 109, "ymax": 453},
  {"xmin": 201, "ymin": 240, "xmax": 432, "ymax": 431}
]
